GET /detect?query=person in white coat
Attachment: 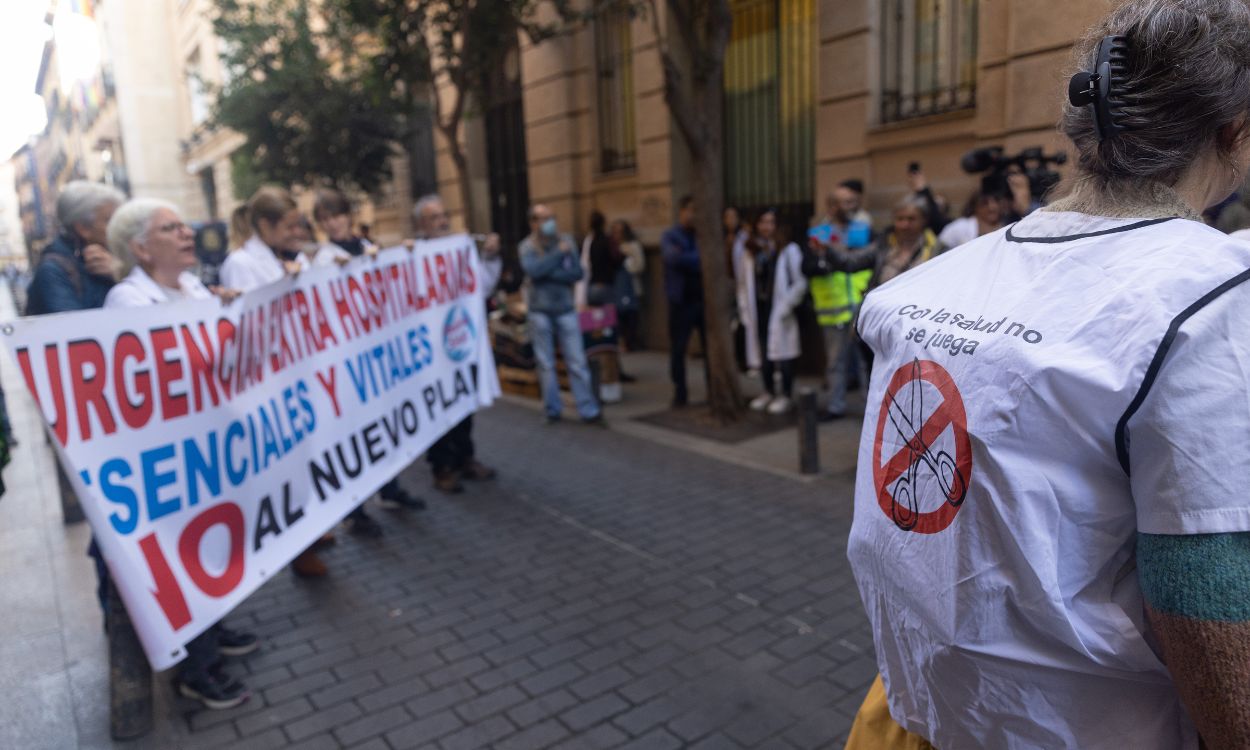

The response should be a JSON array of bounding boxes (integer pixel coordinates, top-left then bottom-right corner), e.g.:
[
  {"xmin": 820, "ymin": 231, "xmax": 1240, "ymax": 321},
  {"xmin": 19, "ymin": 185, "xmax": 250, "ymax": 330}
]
[
  {"xmin": 219, "ymin": 186, "xmax": 309, "ymax": 293},
  {"xmin": 737, "ymin": 210, "xmax": 807, "ymax": 415},
  {"xmin": 103, "ymin": 198, "xmax": 257, "ymax": 710},
  {"xmin": 220, "ymin": 186, "xmax": 328, "ymax": 578}
]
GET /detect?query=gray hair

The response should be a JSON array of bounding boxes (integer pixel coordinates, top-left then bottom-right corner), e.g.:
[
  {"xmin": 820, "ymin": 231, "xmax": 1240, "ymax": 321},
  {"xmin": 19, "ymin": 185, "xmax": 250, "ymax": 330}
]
[
  {"xmin": 894, "ymin": 194, "xmax": 931, "ymax": 221},
  {"xmin": 56, "ymin": 180, "xmax": 126, "ymax": 233},
  {"xmin": 1061, "ymin": 0, "xmax": 1250, "ymax": 192},
  {"xmin": 107, "ymin": 198, "xmax": 180, "ymax": 269},
  {"xmin": 411, "ymin": 193, "xmax": 444, "ymax": 237}
]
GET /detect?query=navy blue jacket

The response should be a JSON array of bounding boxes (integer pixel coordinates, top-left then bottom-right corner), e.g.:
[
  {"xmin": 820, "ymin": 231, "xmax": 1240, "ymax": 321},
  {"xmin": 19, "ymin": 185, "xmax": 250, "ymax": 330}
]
[
  {"xmin": 660, "ymin": 224, "xmax": 701, "ymax": 306},
  {"xmin": 26, "ymin": 234, "xmax": 116, "ymax": 315}
]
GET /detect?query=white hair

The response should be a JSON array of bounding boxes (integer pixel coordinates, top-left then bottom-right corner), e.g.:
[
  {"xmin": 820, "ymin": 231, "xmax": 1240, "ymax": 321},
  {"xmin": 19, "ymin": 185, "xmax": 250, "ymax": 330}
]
[
  {"xmin": 895, "ymin": 194, "xmax": 931, "ymax": 221},
  {"xmin": 411, "ymin": 193, "xmax": 444, "ymax": 237},
  {"xmin": 107, "ymin": 198, "xmax": 181, "ymax": 268},
  {"xmin": 56, "ymin": 180, "xmax": 126, "ymax": 234}
]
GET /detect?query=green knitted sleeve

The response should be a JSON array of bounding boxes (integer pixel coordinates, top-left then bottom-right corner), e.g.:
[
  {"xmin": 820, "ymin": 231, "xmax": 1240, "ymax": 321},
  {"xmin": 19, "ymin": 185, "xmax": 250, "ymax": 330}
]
[{"xmin": 1138, "ymin": 532, "xmax": 1250, "ymax": 747}]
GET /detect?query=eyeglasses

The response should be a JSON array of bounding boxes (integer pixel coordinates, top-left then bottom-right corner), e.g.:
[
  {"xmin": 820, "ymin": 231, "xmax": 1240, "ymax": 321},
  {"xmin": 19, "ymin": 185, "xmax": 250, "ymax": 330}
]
[{"xmin": 153, "ymin": 221, "xmax": 189, "ymax": 234}]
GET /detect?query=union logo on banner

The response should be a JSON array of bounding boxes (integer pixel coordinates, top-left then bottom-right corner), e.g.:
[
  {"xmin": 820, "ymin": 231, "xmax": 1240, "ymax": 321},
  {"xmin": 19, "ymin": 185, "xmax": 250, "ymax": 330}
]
[{"xmin": 443, "ymin": 303, "xmax": 476, "ymax": 363}]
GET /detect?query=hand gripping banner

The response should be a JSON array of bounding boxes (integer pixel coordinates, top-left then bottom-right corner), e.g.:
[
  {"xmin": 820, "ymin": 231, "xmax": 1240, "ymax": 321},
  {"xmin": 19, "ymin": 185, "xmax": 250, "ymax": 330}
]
[{"xmin": 3, "ymin": 236, "xmax": 499, "ymax": 669}]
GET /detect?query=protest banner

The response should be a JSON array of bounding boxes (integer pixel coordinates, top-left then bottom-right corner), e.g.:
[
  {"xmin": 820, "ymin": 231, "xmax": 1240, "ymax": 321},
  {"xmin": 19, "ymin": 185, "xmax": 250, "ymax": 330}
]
[{"xmin": 3, "ymin": 235, "xmax": 499, "ymax": 669}]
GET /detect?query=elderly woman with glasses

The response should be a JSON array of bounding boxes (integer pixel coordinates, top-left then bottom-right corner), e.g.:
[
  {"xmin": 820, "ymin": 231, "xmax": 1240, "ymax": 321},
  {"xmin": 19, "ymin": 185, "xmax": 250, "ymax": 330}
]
[
  {"xmin": 104, "ymin": 199, "xmax": 229, "ymax": 306},
  {"xmin": 102, "ymin": 199, "xmax": 255, "ymax": 710}
]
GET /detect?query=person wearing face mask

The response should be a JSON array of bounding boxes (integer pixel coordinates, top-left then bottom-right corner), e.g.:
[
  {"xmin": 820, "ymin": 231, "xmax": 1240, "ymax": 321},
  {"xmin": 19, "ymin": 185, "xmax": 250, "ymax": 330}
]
[
  {"xmin": 103, "ymin": 199, "xmax": 258, "ymax": 710},
  {"xmin": 219, "ymin": 186, "xmax": 309, "ymax": 292},
  {"xmin": 519, "ymin": 204, "xmax": 603, "ymax": 425},
  {"xmin": 311, "ymin": 189, "xmax": 427, "ymax": 534},
  {"xmin": 220, "ymin": 187, "xmax": 327, "ymax": 578}
]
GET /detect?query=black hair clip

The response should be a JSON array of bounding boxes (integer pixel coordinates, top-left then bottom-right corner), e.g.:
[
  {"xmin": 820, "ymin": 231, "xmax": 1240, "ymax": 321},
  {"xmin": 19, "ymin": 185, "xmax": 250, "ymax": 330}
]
[{"xmin": 1068, "ymin": 35, "xmax": 1130, "ymax": 141}]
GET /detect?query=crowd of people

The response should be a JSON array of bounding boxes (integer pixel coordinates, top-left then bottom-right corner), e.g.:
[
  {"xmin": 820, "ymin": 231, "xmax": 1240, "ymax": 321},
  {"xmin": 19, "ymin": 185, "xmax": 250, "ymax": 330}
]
[{"xmin": 21, "ymin": 180, "xmax": 512, "ymax": 710}]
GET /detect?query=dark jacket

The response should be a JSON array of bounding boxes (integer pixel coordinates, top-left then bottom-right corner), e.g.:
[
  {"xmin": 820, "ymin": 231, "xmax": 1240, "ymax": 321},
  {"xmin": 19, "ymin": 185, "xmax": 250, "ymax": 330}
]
[
  {"xmin": 660, "ymin": 224, "xmax": 701, "ymax": 306},
  {"xmin": 26, "ymin": 234, "xmax": 116, "ymax": 315}
]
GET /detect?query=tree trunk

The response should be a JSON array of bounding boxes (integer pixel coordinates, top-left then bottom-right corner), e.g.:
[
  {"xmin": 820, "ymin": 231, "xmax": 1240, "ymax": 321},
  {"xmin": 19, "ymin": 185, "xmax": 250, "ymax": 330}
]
[
  {"xmin": 446, "ymin": 135, "xmax": 475, "ymax": 230},
  {"xmin": 689, "ymin": 60, "xmax": 743, "ymax": 423}
]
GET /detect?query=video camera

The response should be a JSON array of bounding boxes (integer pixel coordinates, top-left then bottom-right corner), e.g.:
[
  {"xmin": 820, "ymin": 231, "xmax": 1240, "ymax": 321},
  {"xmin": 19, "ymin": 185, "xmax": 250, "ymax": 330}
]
[{"xmin": 960, "ymin": 146, "xmax": 1068, "ymax": 203}]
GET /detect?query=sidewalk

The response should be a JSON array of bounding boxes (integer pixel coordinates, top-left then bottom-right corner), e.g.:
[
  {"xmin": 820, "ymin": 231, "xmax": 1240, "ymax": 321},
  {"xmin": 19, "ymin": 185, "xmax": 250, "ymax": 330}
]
[
  {"xmin": 504, "ymin": 349, "xmax": 868, "ymax": 483},
  {"xmin": 0, "ymin": 285, "xmax": 876, "ymax": 749}
]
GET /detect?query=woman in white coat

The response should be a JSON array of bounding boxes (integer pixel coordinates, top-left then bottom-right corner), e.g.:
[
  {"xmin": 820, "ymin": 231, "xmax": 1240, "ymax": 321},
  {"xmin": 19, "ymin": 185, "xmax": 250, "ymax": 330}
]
[
  {"xmin": 736, "ymin": 210, "xmax": 807, "ymax": 415},
  {"xmin": 103, "ymin": 199, "xmax": 257, "ymax": 710},
  {"xmin": 219, "ymin": 186, "xmax": 309, "ymax": 292}
]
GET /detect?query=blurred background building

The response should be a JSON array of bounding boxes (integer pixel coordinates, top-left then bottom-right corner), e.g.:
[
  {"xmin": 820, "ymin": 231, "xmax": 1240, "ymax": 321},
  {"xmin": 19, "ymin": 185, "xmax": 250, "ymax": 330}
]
[{"xmin": 9, "ymin": 0, "xmax": 1106, "ymax": 321}]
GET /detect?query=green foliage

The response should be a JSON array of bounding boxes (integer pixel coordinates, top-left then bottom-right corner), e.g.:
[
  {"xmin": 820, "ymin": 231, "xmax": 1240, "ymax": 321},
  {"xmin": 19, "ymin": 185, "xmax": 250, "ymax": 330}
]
[{"xmin": 211, "ymin": 0, "xmax": 403, "ymax": 194}]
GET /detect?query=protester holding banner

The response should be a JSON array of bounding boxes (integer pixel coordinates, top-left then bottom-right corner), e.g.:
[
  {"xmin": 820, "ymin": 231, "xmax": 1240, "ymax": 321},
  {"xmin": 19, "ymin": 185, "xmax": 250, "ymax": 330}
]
[
  {"xmin": 412, "ymin": 194, "xmax": 500, "ymax": 493},
  {"xmin": 313, "ymin": 188, "xmax": 427, "ymax": 527},
  {"xmin": 26, "ymin": 181, "xmax": 128, "ymax": 613},
  {"xmin": 220, "ymin": 186, "xmax": 327, "ymax": 577},
  {"xmin": 219, "ymin": 186, "xmax": 310, "ymax": 292},
  {"xmin": 103, "ymin": 198, "xmax": 257, "ymax": 710}
]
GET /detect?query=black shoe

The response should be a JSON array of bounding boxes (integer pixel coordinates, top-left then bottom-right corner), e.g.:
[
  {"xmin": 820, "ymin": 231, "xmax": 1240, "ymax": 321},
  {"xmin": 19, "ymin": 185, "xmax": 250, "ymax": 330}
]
[
  {"xmin": 582, "ymin": 415, "xmax": 608, "ymax": 428},
  {"xmin": 216, "ymin": 626, "xmax": 260, "ymax": 657},
  {"xmin": 378, "ymin": 487, "xmax": 427, "ymax": 511},
  {"xmin": 671, "ymin": 393, "xmax": 688, "ymax": 408},
  {"xmin": 347, "ymin": 512, "xmax": 384, "ymax": 539},
  {"xmin": 817, "ymin": 410, "xmax": 846, "ymax": 423},
  {"xmin": 176, "ymin": 672, "xmax": 250, "ymax": 710},
  {"xmin": 545, "ymin": 414, "xmax": 562, "ymax": 425},
  {"xmin": 207, "ymin": 660, "xmax": 243, "ymax": 691},
  {"xmin": 619, "ymin": 372, "xmax": 638, "ymax": 383}
]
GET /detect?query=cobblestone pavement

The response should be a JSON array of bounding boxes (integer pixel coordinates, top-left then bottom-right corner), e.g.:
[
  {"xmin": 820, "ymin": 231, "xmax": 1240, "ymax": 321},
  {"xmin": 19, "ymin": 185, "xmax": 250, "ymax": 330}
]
[{"xmin": 85, "ymin": 401, "xmax": 875, "ymax": 749}]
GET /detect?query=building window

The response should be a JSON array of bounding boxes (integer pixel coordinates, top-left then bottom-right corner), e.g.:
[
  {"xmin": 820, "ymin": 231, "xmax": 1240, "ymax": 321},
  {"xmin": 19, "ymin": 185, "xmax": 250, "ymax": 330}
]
[
  {"xmin": 594, "ymin": 7, "xmax": 636, "ymax": 173},
  {"xmin": 880, "ymin": 0, "xmax": 978, "ymax": 124},
  {"xmin": 724, "ymin": 0, "xmax": 815, "ymax": 224},
  {"xmin": 186, "ymin": 49, "xmax": 209, "ymax": 127}
]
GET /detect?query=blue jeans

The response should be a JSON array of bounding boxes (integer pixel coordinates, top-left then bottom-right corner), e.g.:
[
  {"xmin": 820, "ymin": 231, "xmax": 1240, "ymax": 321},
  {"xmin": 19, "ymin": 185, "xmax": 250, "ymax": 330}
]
[{"xmin": 529, "ymin": 310, "xmax": 600, "ymax": 420}]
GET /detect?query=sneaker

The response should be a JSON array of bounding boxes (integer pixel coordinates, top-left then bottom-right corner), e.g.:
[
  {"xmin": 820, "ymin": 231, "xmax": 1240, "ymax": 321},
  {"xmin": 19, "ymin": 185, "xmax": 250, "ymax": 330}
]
[
  {"xmin": 460, "ymin": 460, "xmax": 496, "ymax": 481},
  {"xmin": 749, "ymin": 394, "xmax": 774, "ymax": 411},
  {"xmin": 176, "ymin": 672, "xmax": 250, "ymax": 711},
  {"xmin": 767, "ymin": 396, "xmax": 793, "ymax": 415},
  {"xmin": 347, "ymin": 512, "xmax": 384, "ymax": 539},
  {"xmin": 378, "ymin": 487, "xmax": 427, "ymax": 511},
  {"xmin": 817, "ymin": 410, "xmax": 846, "ymax": 423},
  {"xmin": 207, "ymin": 660, "xmax": 243, "ymax": 691},
  {"xmin": 291, "ymin": 550, "xmax": 328, "ymax": 578},
  {"xmin": 216, "ymin": 627, "xmax": 260, "ymax": 657},
  {"xmin": 434, "ymin": 470, "xmax": 464, "ymax": 495}
]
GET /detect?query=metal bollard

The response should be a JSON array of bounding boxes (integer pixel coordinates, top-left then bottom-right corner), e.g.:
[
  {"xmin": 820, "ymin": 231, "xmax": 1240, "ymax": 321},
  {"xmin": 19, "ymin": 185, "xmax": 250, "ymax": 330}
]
[
  {"xmin": 108, "ymin": 589, "xmax": 153, "ymax": 740},
  {"xmin": 797, "ymin": 388, "xmax": 820, "ymax": 475}
]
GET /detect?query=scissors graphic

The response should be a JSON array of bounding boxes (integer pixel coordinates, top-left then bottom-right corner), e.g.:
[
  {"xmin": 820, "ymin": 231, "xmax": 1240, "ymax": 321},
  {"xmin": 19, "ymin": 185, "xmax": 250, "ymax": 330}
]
[{"xmin": 883, "ymin": 359, "xmax": 968, "ymax": 531}]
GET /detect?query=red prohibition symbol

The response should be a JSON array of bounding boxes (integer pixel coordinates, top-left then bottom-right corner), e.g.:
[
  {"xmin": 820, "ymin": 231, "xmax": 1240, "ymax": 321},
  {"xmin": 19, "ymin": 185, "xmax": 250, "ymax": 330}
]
[{"xmin": 872, "ymin": 358, "xmax": 972, "ymax": 534}]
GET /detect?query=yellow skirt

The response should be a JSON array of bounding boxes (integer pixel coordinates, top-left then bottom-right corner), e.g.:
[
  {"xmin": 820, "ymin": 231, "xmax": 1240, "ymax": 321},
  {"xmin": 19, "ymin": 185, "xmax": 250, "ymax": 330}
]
[{"xmin": 845, "ymin": 675, "xmax": 937, "ymax": 750}]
